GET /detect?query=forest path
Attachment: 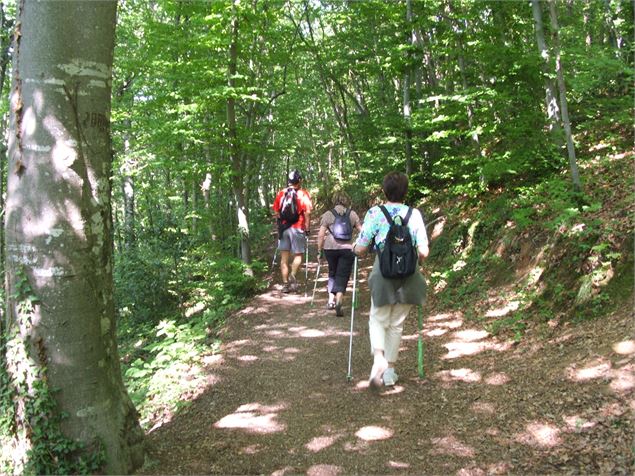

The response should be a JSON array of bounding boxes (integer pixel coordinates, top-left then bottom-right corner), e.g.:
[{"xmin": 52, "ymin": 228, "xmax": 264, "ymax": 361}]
[{"xmin": 139, "ymin": 229, "xmax": 634, "ymax": 475}]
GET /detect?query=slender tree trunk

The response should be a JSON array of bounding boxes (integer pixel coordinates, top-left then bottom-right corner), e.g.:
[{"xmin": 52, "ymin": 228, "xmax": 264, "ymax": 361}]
[
  {"xmin": 548, "ymin": 0, "xmax": 582, "ymax": 193},
  {"xmin": 583, "ymin": 0, "xmax": 593, "ymax": 47},
  {"xmin": 121, "ymin": 127, "xmax": 136, "ymax": 250},
  {"xmin": 0, "ymin": 0, "xmax": 12, "ymax": 280},
  {"xmin": 227, "ymin": 1, "xmax": 252, "ymax": 269},
  {"xmin": 531, "ymin": 0, "xmax": 562, "ymax": 141},
  {"xmin": 4, "ymin": 1, "xmax": 144, "ymax": 473},
  {"xmin": 201, "ymin": 171, "xmax": 214, "ymax": 239},
  {"xmin": 403, "ymin": 0, "xmax": 413, "ymax": 176}
]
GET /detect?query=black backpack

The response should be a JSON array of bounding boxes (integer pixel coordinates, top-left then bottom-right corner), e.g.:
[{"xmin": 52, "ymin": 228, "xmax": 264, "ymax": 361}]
[
  {"xmin": 378, "ymin": 205, "xmax": 417, "ymax": 279},
  {"xmin": 279, "ymin": 187, "xmax": 299, "ymax": 225},
  {"xmin": 329, "ymin": 208, "xmax": 352, "ymax": 241}
]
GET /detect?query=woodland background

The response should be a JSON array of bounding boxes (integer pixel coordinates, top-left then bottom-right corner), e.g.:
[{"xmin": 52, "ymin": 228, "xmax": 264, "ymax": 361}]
[{"xmin": 0, "ymin": 0, "xmax": 633, "ymax": 473}]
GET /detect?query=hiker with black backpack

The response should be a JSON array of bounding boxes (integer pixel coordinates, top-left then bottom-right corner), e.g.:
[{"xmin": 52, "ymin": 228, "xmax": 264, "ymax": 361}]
[
  {"xmin": 272, "ymin": 170, "xmax": 313, "ymax": 293},
  {"xmin": 352, "ymin": 171, "xmax": 429, "ymax": 389},
  {"xmin": 316, "ymin": 190, "xmax": 363, "ymax": 316}
]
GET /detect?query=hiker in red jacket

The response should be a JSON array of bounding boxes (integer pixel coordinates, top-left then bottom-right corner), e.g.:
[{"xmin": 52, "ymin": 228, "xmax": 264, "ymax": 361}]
[{"xmin": 272, "ymin": 170, "xmax": 313, "ymax": 293}]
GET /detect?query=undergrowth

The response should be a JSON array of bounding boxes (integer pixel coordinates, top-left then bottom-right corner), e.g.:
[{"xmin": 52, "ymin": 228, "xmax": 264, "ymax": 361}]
[
  {"xmin": 116, "ymin": 246, "xmax": 268, "ymax": 428},
  {"xmin": 427, "ymin": 140, "xmax": 633, "ymax": 341}
]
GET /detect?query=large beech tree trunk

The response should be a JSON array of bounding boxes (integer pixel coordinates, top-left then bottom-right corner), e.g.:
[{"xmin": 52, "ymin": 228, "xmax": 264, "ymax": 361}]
[{"xmin": 4, "ymin": 1, "xmax": 144, "ymax": 472}]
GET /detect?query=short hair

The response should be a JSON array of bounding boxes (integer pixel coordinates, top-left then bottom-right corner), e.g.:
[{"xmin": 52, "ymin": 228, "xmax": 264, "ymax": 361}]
[
  {"xmin": 382, "ymin": 172, "xmax": 408, "ymax": 202},
  {"xmin": 331, "ymin": 190, "xmax": 351, "ymax": 208}
]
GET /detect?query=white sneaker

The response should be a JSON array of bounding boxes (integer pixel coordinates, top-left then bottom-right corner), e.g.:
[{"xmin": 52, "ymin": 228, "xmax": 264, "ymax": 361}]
[
  {"xmin": 368, "ymin": 357, "xmax": 388, "ymax": 390},
  {"xmin": 382, "ymin": 368, "xmax": 398, "ymax": 386}
]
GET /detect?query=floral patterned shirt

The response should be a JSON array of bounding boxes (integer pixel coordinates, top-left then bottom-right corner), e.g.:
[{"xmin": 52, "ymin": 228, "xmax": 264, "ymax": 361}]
[{"xmin": 356, "ymin": 203, "xmax": 428, "ymax": 251}]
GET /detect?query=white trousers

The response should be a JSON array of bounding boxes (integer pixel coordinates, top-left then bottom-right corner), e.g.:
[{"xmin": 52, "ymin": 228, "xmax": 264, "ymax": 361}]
[{"xmin": 368, "ymin": 301, "xmax": 413, "ymax": 363}]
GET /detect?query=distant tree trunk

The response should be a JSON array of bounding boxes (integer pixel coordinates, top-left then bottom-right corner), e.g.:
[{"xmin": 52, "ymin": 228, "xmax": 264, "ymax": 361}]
[
  {"xmin": 452, "ymin": 10, "xmax": 485, "ymax": 189},
  {"xmin": 121, "ymin": 127, "xmax": 136, "ymax": 250},
  {"xmin": 201, "ymin": 171, "xmax": 214, "ymax": 239},
  {"xmin": 0, "ymin": 0, "xmax": 13, "ymax": 276},
  {"xmin": 403, "ymin": 0, "xmax": 413, "ymax": 176},
  {"xmin": 531, "ymin": 0, "xmax": 562, "ymax": 142},
  {"xmin": 548, "ymin": 0, "xmax": 582, "ymax": 193},
  {"xmin": 583, "ymin": 0, "xmax": 593, "ymax": 47},
  {"xmin": 3, "ymin": 1, "xmax": 144, "ymax": 473},
  {"xmin": 602, "ymin": 0, "xmax": 620, "ymax": 50},
  {"xmin": 227, "ymin": 1, "xmax": 252, "ymax": 270}
]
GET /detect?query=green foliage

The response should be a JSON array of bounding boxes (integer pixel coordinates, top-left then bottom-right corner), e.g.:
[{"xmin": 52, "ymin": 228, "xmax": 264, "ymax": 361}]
[{"xmin": 116, "ymin": 239, "xmax": 265, "ymax": 427}]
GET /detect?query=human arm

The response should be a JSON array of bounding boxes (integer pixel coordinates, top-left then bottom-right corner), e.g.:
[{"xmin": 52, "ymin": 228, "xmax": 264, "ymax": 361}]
[
  {"xmin": 300, "ymin": 189, "xmax": 312, "ymax": 233},
  {"xmin": 317, "ymin": 225, "xmax": 327, "ymax": 256},
  {"xmin": 304, "ymin": 211, "xmax": 311, "ymax": 233},
  {"xmin": 272, "ymin": 191, "xmax": 282, "ymax": 220},
  {"xmin": 352, "ymin": 208, "xmax": 377, "ymax": 257},
  {"xmin": 352, "ymin": 242, "xmax": 369, "ymax": 257},
  {"xmin": 413, "ymin": 208, "xmax": 430, "ymax": 264}
]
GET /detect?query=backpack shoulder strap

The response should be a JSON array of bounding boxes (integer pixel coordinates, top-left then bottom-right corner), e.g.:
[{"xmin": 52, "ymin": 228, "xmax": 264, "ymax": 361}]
[
  {"xmin": 344, "ymin": 207, "xmax": 351, "ymax": 218},
  {"xmin": 331, "ymin": 208, "xmax": 341, "ymax": 218},
  {"xmin": 403, "ymin": 207, "xmax": 414, "ymax": 226},
  {"xmin": 379, "ymin": 205, "xmax": 393, "ymax": 225}
]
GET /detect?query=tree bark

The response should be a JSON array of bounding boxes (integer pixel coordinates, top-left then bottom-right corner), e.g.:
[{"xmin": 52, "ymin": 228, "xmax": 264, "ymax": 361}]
[
  {"xmin": 548, "ymin": 0, "xmax": 582, "ymax": 193},
  {"xmin": 121, "ymin": 124, "xmax": 136, "ymax": 250},
  {"xmin": 531, "ymin": 0, "xmax": 562, "ymax": 141},
  {"xmin": 403, "ymin": 0, "xmax": 414, "ymax": 177},
  {"xmin": 4, "ymin": 1, "xmax": 144, "ymax": 472},
  {"xmin": 227, "ymin": 1, "xmax": 253, "ymax": 269}
]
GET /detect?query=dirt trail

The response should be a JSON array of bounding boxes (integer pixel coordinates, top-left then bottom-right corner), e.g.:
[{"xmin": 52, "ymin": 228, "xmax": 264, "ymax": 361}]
[{"xmin": 139, "ymin": 232, "xmax": 634, "ymax": 475}]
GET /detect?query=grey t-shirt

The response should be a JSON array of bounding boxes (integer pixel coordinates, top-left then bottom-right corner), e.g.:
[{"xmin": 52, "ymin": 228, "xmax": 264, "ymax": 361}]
[{"xmin": 319, "ymin": 205, "xmax": 361, "ymax": 250}]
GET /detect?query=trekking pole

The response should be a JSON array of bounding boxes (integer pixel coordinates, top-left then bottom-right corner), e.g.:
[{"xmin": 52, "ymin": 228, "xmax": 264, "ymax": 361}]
[
  {"xmin": 417, "ymin": 305, "xmax": 425, "ymax": 379},
  {"xmin": 310, "ymin": 256, "xmax": 322, "ymax": 307},
  {"xmin": 304, "ymin": 234, "xmax": 309, "ymax": 297},
  {"xmin": 346, "ymin": 256, "xmax": 359, "ymax": 382},
  {"xmin": 270, "ymin": 247, "xmax": 278, "ymax": 272}
]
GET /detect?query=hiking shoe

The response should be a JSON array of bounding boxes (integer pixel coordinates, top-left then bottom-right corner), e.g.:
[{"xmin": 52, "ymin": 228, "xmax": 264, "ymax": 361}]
[
  {"xmin": 288, "ymin": 274, "xmax": 298, "ymax": 292},
  {"xmin": 282, "ymin": 282, "xmax": 291, "ymax": 293},
  {"xmin": 327, "ymin": 302, "xmax": 336, "ymax": 310},
  {"xmin": 368, "ymin": 358, "xmax": 388, "ymax": 390},
  {"xmin": 382, "ymin": 368, "xmax": 398, "ymax": 386},
  {"xmin": 335, "ymin": 302, "xmax": 344, "ymax": 317}
]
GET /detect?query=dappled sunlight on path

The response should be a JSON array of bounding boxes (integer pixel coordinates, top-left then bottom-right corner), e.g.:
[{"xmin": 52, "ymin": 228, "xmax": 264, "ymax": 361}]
[{"xmin": 137, "ymin": 229, "xmax": 634, "ymax": 475}]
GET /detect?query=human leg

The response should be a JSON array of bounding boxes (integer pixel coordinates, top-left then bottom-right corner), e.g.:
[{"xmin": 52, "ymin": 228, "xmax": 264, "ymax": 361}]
[
  {"xmin": 382, "ymin": 304, "xmax": 412, "ymax": 386},
  {"xmin": 368, "ymin": 301, "xmax": 392, "ymax": 387},
  {"xmin": 279, "ymin": 251, "xmax": 291, "ymax": 291},
  {"xmin": 384, "ymin": 303, "xmax": 412, "ymax": 363},
  {"xmin": 333, "ymin": 250, "xmax": 354, "ymax": 316},
  {"xmin": 278, "ymin": 229, "xmax": 293, "ymax": 291},
  {"xmin": 288, "ymin": 229, "xmax": 306, "ymax": 292},
  {"xmin": 324, "ymin": 250, "xmax": 338, "ymax": 307}
]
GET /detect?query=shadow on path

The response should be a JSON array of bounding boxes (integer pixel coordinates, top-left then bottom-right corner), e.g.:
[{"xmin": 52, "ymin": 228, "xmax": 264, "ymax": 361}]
[{"xmin": 138, "ymin": 231, "xmax": 634, "ymax": 475}]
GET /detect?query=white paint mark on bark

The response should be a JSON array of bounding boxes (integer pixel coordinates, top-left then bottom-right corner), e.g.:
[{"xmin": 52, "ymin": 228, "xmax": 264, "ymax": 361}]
[
  {"xmin": 58, "ymin": 59, "xmax": 110, "ymax": 79},
  {"xmin": 32, "ymin": 267, "xmax": 67, "ymax": 277},
  {"xmin": 88, "ymin": 79, "xmax": 107, "ymax": 89},
  {"xmin": 23, "ymin": 107, "xmax": 37, "ymax": 136},
  {"xmin": 24, "ymin": 144, "xmax": 52, "ymax": 152},
  {"xmin": 24, "ymin": 77, "xmax": 66, "ymax": 86}
]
